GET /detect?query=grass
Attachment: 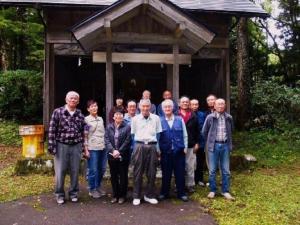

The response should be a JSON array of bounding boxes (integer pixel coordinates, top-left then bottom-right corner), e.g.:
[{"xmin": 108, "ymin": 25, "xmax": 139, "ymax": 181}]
[
  {"xmin": 0, "ymin": 120, "xmax": 22, "ymax": 146},
  {"xmin": 192, "ymin": 130, "xmax": 300, "ymax": 225}
]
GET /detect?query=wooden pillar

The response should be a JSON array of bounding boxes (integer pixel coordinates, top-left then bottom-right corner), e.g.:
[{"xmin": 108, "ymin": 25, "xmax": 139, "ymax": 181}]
[
  {"xmin": 106, "ymin": 43, "xmax": 113, "ymax": 124},
  {"xmin": 43, "ymin": 43, "xmax": 55, "ymax": 129},
  {"xmin": 172, "ymin": 44, "xmax": 179, "ymax": 101},
  {"xmin": 225, "ymin": 48, "xmax": 231, "ymax": 113},
  {"xmin": 167, "ymin": 65, "xmax": 173, "ymax": 92}
]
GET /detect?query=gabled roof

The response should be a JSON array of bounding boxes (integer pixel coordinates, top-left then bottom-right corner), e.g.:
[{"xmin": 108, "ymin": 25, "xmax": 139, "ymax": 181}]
[
  {"xmin": 0, "ymin": 0, "xmax": 269, "ymax": 18},
  {"xmin": 71, "ymin": 0, "xmax": 215, "ymax": 53}
]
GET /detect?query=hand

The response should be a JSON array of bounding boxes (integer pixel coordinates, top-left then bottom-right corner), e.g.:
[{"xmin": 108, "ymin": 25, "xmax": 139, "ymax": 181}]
[
  {"xmin": 112, "ymin": 150, "xmax": 120, "ymax": 158},
  {"xmin": 193, "ymin": 144, "xmax": 199, "ymax": 153},
  {"xmin": 184, "ymin": 148, "xmax": 187, "ymax": 154},
  {"xmin": 84, "ymin": 147, "xmax": 90, "ymax": 159}
]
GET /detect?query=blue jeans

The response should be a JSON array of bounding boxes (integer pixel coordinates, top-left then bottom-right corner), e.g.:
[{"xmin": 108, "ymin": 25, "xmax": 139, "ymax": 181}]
[
  {"xmin": 87, "ymin": 150, "xmax": 107, "ymax": 191},
  {"xmin": 208, "ymin": 143, "xmax": 231, "ymax": 193}
]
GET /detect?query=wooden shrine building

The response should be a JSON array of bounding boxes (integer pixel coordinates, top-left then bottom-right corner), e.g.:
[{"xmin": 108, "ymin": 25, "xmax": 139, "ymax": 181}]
[{"xmin": 1, "ymin": 0, "xmax": 268, "ymax": 126}]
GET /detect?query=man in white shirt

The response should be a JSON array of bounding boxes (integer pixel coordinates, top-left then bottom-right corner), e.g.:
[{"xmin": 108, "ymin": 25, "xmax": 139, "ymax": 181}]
[{"xmin": 131, "ymin": 99, "xmax": 162, "ymax": 206}]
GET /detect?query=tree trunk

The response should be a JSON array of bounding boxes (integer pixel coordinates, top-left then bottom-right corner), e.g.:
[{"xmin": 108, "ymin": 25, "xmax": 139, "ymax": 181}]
[
  {"xmin": 0, "ymin": 32, "xmax": 8, "ymax": 71},
  {"xmin": 236, "ymin": 17, "xmax": 251, "ymax": 129}
]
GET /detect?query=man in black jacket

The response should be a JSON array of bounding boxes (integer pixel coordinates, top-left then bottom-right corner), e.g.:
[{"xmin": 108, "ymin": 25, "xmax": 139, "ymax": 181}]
[{"xmin": 178, "ymin": 96, "xmax": 200, "ymax": 193}]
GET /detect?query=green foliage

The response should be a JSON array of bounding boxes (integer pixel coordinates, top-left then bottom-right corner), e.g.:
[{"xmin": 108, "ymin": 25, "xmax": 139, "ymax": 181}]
[
  {"xmin": 0, "ymin": 120, "xmax": 21, "ymax": 146},
  {"xmin": 0, "ymin": 70, "xmax": 43, "ymax": 122},
  {"xmin": 0, "ymin": 7, "xmax": 44, "ymax": 71}
]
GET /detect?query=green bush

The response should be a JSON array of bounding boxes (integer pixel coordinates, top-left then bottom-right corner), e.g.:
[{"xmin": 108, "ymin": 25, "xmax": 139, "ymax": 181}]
[{"xmin": 0, "ymin": 70, "xmax": 42, "ymax": 122}]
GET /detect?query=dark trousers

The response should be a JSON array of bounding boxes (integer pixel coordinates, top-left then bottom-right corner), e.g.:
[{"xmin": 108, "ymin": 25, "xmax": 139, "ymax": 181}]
[
  {"xmin": 108, "ymin": 159, "xmax": 129, "ymax": 198},
  {"xmin": 132, "ymin": 143, "xmax": 158, "ymax": 199},
  {"xmin": 160, "ymin": 151, "xmax": 186, "ymax": 198},
  {"xmin": 195, "ymin": 148, "xmax": 206, "ymax": 184}
]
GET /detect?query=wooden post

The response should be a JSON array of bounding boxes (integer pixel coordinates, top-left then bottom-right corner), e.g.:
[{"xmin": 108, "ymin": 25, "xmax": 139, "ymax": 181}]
[
  {"xmin": 172, "ymin": 44, "xmax": 179, "ymax": 102},
  {"xmin": 106, "ymin": 43, "xmax": 113, "ymax": 124},
  {"xmin": 43, "ymin": 43, "xmax": 55, "ymax": 129},
  {"xmin": 225, "ymin": 49, "xmax": 231, "ymax": 113},
  {"xmin": 167, "ymin": 65, "xmax": 173, "ymax": 92}
]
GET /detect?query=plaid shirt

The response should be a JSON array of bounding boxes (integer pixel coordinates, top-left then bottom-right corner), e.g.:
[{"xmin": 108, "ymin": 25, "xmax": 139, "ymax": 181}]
[
  {"xmin": 215, "ymin": 112, "xmax": 227, "ymax": 142},
  {"xmin": 48, "ymin": 106, "xmax": 88, "ymax": 154}
]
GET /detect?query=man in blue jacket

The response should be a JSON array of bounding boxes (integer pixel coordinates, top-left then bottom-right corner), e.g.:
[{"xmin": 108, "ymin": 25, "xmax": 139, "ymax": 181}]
[
  {"xmin": 158, "ymin": 99, "xmax": 189, "ymax": 202},
  {"xmin": 202, "ymin": 99, "xmax": 235, "ymax": 200}
]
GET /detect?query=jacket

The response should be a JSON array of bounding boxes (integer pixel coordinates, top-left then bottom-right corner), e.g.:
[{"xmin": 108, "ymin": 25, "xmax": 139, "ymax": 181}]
[
  {"xmin": 105, "ymin": 121, "xmax": 131, "ymax": 160},
  {"xmin": 202, "ymin": 112, "xmax": 233, "ymax": 152}
]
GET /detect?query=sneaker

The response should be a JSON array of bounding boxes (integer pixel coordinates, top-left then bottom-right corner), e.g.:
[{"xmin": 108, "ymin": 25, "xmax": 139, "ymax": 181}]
[
  {"xmin": 56, "ymin": 197, "xmax": 65, "ymax": 205},
  {"xmin": 133, "ymin": 198, "xmax": 141, "ymax": 206},
  {"xmin": 222, "ymin": 192, "xmax": 235, "ymax": 201},
  {"xmin": 207, "ymin": 192, "xmax": 215, "ymax": 199},
  {"xmin": 89, "ymin": 190, "xmax": 101, "ymax": 199},
  {"xmin": 70, "ymin": 197, "xmax": 78, "ymax": 203},
  {"xmin": 158, "ymin": 194, "xmax": 167, "ymax": 201},
  {"xmin": 111, "ymin": 197, "xmax": 118, "ymax": 204},
  {"xmin": 97, "ymin": 188, "xmax": 106, "ymax": 196},
  {"xmin": 118, "ymin": 197, "xmax": 126, "ymax": 204},
  {"xmin": 144, "ymin": 196, "xmax": 158, "ymax": 204},
  {"xmin": 179, "ymin": 195, "xmax": 189, "ymax": 202},
  {"xmin": 198, "ymin": 181, "xmax": 205, "ymax": 187}
]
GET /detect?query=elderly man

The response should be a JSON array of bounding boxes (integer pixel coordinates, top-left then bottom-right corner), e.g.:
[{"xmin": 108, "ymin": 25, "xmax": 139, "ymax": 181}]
[
  {"xmin": 48, "ymin": 91, "xmax": 87, "ymax": 205},
  {"xmin": 131, "ymin": 99, "xmax": 162, "ymax": 206},
  {"xmin": 178, "ymin": 96, "xmax": 200, "ymax": 193},
  {"xmin": 190, "ymin": 99, "xmax": 206, "ymax": 187},
  {"xmin": 137, "ymin": 90, "xmax": 156, "ymax": 114},
  {"xmin": 206, "ymin": 94, "xmax": 217, "ymax": 115},
  {"xmin": 158, "ymin": 99, "xmax": 188, "ymax": 202},
  {"xmin": 124, "ymin": 100, "xmax": 137, "ymax": 125},
  {"xmin": 157, "ymin": 90, "xmax": 179, "ymax": 117},
  {"xmin": 202, "ymin": 99, "xmax": 235, "ymax": 200}
]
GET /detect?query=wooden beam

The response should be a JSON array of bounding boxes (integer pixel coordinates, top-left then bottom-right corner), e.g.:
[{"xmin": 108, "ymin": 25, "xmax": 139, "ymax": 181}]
[
  {"xmin": 225, "ymin": 49, "xmax": 231, "ymax": 113},
  {"xmin": 167, "ymin": 65, "xmax": 173, "ymax": 92},
  {"xmin": 104, "ymin": 19, "xmax": 112, "ymax": 41},
  {"xmin": 47, "ymin": 31, "xmax": 77, "ymax": 44},
  {"xmin": 93, "ymin": 52, "xmax": 191, "ymax": 65},
  {"xmin": 106, "ymin": 43, "xmax": 113, "ymax": 124},
  {"xmin": 54, "ymin": 44, "xmax": 86, "ymax": 56},
  {"xmin": 172, "ymin": 44, "xmax": 179, "ymax": 101},
  {"xmin": 174, "ymin": 22, "xmax": 185, "ymax": 39}
]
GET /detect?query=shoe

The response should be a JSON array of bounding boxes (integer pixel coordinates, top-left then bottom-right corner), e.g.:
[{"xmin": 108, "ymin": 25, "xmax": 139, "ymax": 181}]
[
  {"xmin": 118, "ymin": 198, "xmax": 126, "ymax": 204},
  {"xmin": 70, "ymin": 197, "xmax": 78, "ymax": 203},
  {"xmin": 111, "ymin": 197, "xmax": 118, "ymax": 204},
  {"xmin": 144, "ymin": 196, "xmax": 158, "ymax": 204},
  {"xmin": 198, "ymin": 181, "xmax": 205, "ymax": 187},
  {"xmin": 56, "ymin": 197, "xmax": 65, "ymax": 205},
  {"xmin": 222, "ymin": 192, "xmax": 235, "ymax": 201},
  {"xmin": 97, "ymin": 188, "xmax": 106, "ymax": 196},
  {"xmin": 158, "ymin": 194, "xmax": 167, "ymax": 201},
  {"xmin": 89, "ymin": 190, "xmax": 101, "ymax": 199},
  {"xmin": 179, "ymin": 196, "xmax": 189, "ymax": 202},
  {"xmin": 207, "ymin": 192, "xmax": 215, "ymax": 199},
  {"xmin": 133, "ymin": 198, "xmax": 141, "ymax": 206},
  {"xmin": 187, "ymin": 186, "xmax": 195, "ymax": 193}
]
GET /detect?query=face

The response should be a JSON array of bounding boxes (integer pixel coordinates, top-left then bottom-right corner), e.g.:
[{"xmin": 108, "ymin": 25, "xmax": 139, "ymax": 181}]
[
  {"xmin": 116, "ymin": 98, "xmax": 123, "ymax": 106},
  {"xmin": 163, "ymin": 91, "xmax": 172, "ymax": 100},
  {"xmin": 214, "ymin": 100, "xmax": 226, "ymax": 113},
  {"xmin": 207, "ymin": 95, "xmax": 216, "ymax": 108},
  {"xmin": 162, "ymin": 104, "xmax": 173, "ymax": 116},
  {"xmin": 179, "ymin": 98, "xmax": 190, "ymax": 110},
  {"xmin": 190, "ymin": 100, "xmax": 199, "ymax": 112},
  {"xmin": 143, "ymin": 91, "xmax": 151, "ymax": 99},
  {"xmin": 127, "ymin": 102, "xmax": 137, "ymax": 115},
  {"xmin": 113, "ymin": 112, "xmax": 124, "ymax": 124},
  {"xmin": 87, "ymin": 103, "xmax": 98, "ymax": 116},
  {"xmin": 140, "ymin": 103, "xmax": 151, "ymax": 116},
  {"xmin": 66, "ymin": 95, "xmax": 79, "ymax": 109}
]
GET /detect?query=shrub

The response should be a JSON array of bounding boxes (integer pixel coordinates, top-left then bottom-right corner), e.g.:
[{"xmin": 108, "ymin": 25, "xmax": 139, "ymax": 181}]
[{"xmin": 0, "ymin": 70, "xmax": 42, "ymax": 122}]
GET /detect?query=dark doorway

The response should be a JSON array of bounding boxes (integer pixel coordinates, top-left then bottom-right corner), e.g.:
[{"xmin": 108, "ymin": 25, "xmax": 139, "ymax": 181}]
[
  {"xmin": 180, "ymin": 59, "xmax": 225, "ymax": 109},
  {"xmin": 114, "ymin": 63, "xmax": 167, "ymax": 106},
  {"xmin": 54, "ymin": 56, "xmax": 106, "ymax": 116}
]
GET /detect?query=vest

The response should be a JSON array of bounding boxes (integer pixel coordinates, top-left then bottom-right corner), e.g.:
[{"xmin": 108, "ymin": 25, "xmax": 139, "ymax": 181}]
[{"xmin": 159, "ymin": 116, "xmax": 185, "ymax": 153}]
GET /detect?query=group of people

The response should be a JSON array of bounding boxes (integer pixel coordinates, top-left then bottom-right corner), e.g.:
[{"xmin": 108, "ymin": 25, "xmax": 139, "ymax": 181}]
[{"xmin": 48, "ymin": 89, "xmax": 235, "ymax": 206}]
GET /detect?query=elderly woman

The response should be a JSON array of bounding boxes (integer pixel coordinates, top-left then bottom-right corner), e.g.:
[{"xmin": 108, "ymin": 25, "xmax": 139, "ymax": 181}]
[
  {"xmin": 84, "ymin": 100, "xmax": 106, "ymax": 199},
  {"xmin": 105, "ymin": 110, "xmax": 131, "ymax": 204}
]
